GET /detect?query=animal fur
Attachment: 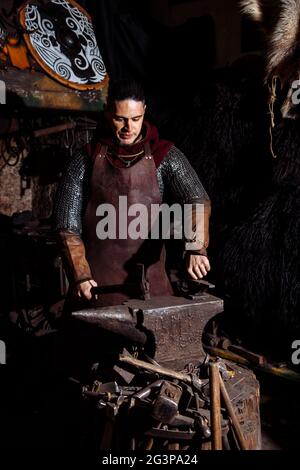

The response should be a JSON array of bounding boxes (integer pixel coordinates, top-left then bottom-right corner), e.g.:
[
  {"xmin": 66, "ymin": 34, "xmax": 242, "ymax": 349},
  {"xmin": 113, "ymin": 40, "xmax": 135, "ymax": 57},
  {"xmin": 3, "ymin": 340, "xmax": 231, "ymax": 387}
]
[
  {"xmin": 164, "ymin": 63, "xmax": 300, "ymax": 353},
  {"xmin": 240, "ymin": 1, "xmax": 300, "ymax": 84},
  {"xmin": 240, "ymin": 0, "xmax": 263, "ymax": 20},
  {"xmin": 220, "ymin": 183, "xmax": 300, "ymax": 351},
  {"xmin": 164, "ymin": 72, "xmax": 270, "ymax": 234}
]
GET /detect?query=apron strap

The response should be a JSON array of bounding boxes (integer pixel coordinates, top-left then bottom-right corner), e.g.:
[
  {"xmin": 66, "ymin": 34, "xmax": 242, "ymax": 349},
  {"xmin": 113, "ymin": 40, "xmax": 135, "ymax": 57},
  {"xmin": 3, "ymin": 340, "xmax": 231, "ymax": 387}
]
[{"xmin": 144, "ymin": 142, "xmax": 152, "ymax": 159}]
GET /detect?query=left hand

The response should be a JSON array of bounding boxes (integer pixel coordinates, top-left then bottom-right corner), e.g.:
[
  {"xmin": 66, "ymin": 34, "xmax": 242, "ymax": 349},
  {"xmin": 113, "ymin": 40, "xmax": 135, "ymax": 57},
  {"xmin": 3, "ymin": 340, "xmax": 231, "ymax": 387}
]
[{"xmin": 186, "ymin": 253, "xmax": 211, "ymax": 280}]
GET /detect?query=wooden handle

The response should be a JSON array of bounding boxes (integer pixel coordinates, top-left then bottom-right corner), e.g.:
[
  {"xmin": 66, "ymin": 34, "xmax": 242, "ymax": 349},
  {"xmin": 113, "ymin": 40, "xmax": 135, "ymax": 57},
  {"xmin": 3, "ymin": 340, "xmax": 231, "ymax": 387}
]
[
  {"xmin": 219, "ymin": 373, "xmax": 247, "ymax": 450},
  {"xmin": 209, "ymin": 363, "xmax": 222, "ymax": 450},
  {"xmin": 118, "ymin": 354, "xmax": 200, "ymax": 385}
]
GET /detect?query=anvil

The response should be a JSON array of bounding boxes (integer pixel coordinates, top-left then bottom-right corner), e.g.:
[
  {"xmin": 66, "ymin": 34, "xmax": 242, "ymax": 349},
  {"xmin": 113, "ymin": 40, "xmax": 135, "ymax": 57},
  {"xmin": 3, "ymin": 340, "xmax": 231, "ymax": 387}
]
[{"xmin": 72, "ymin": 293, "xmax": 223, "ymax": 369}]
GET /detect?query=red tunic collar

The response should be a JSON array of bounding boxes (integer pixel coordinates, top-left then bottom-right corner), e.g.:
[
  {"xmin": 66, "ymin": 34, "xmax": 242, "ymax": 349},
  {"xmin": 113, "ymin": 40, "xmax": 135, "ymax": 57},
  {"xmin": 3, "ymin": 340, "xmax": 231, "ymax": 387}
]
[{"xmin": 87, "ymin": 120, "xmax": 173, "ymax": 168}]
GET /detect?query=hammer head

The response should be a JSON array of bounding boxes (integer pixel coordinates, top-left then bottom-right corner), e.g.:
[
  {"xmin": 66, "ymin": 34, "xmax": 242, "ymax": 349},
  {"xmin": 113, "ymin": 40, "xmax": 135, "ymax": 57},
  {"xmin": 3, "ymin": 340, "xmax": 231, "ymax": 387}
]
[{"xmin": 72, "ymin": 306, "xmax": 147, "ymax": 345}]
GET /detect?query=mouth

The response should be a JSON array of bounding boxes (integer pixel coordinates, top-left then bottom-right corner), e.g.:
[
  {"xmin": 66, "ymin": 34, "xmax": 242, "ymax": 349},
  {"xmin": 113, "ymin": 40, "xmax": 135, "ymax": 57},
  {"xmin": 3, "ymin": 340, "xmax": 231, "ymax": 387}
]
[
  {"xmin": 120, "ymin": 134, "xmax": 133, "ymax": 140},
  {"xmin": 120, "ymin": 134, "xmax": 134, "ymax": 142}
]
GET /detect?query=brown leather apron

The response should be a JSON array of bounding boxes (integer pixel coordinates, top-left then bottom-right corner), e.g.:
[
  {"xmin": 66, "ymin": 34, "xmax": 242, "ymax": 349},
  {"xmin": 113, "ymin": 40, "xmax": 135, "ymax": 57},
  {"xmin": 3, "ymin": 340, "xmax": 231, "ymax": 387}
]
[{"xmin": 82, "ymin": 143, "xmax": 173, "ymax": 306}]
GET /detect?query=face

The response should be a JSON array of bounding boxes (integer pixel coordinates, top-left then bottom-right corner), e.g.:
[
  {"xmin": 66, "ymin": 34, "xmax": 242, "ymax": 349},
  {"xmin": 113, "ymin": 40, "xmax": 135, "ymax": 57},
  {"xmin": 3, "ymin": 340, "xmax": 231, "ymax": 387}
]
[{"xmin": 106, "ymin": 99, "xmax": 146, "ymax": 145}]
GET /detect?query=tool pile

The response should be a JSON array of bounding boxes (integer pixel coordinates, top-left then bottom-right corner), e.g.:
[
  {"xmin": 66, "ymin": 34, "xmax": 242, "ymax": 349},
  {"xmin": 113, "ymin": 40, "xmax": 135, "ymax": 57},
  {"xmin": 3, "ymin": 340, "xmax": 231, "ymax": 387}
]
[{"xmin": 80, "ymin": 353, "xmax": 251, "ymax": 451}]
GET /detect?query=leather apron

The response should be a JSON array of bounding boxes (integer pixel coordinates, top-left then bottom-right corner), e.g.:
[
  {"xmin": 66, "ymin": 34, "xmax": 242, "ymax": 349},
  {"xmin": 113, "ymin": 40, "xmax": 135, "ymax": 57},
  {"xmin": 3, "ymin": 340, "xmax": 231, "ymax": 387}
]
[{"xmin": 82, "ymin": 143, "xmax": 173, "ymax": 306}]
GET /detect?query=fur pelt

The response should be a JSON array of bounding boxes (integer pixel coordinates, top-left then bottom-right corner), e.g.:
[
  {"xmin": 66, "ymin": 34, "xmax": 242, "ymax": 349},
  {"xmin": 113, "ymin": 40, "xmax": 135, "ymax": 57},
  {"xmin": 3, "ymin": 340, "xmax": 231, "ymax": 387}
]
[
  {"xmin": 220, "ymin": 184, "xmax": 300, "ymax": 350},
  {"xmin": 163, "ymin": 69, "xmax": 271, "ymax": 235},
  {"xmin": 240, "ymin": 1, "xmax": 300, "ymax": 95},
  {"xmin": 164, "ymin": 63, "xmax": 300, "ymax": 353},
  {"xmin": 272, "ymin": 120, "xmax": 300, "ymax": 183},
  {"xmin": 240, "ymin": 0, "xmax": 300, "ymax": 119}
]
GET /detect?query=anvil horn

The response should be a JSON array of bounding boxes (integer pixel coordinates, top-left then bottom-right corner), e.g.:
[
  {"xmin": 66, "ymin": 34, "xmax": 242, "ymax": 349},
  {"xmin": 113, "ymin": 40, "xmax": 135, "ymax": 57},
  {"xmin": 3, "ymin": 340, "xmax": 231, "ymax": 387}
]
[{"xmin": 72, "ymin": 306, "xmax": 147, "ymax": 344}]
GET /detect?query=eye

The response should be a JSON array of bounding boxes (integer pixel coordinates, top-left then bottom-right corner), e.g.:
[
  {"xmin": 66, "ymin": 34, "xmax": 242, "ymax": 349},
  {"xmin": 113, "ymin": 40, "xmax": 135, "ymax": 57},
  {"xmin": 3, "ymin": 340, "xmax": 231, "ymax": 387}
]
[
  {"xmin": 114, "ymin": 117, "xmax": 124, "ymax": 123},
  {"xmin": 132, "ymin": 117, "xmax": 141, "ymax": 122}
]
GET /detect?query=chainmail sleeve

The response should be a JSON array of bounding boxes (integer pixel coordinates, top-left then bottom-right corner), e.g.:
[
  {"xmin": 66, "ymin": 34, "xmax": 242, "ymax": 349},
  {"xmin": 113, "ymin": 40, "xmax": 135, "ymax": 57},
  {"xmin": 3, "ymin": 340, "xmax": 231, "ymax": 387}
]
[
  {"xmin": 53, "ymin": 151, "xmax": 90, "ymax": 234},
  {"xmin": 157, "ymin": 145, "xmax": 210, "ymax": 203}
]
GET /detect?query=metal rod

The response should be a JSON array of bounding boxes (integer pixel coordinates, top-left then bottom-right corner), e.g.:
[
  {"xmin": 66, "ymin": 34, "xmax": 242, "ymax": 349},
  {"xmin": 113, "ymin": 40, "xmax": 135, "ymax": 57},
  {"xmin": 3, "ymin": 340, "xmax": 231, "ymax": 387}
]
[
  {"xmin": 219, "ymin": 373, "xmax": 247, "ymax": 450},
  {"xmin": 33, "ymin": 121, "xmax": 76, "ymax": 138},
  {"xmin": 206, "ymin": 345, "xmax": 300, "ymax": 383},
  {"xmin": 209, "ymin": 363, "xmax": 222, "ymax": 450}
]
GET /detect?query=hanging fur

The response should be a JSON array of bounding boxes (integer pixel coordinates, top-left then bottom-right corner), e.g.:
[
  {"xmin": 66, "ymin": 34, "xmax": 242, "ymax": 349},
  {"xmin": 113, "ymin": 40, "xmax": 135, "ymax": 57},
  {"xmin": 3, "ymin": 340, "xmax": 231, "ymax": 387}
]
[
  {"xmin": 240, "ymin": 0, "xmax": 264, "ymax": 20},
  {"xmin": 240, "ymin": 1, "xmax": 300, "ymax": 117},
  {"xmin": 164, "ymin": 59, "xmax": 300, "ymax": 355}
]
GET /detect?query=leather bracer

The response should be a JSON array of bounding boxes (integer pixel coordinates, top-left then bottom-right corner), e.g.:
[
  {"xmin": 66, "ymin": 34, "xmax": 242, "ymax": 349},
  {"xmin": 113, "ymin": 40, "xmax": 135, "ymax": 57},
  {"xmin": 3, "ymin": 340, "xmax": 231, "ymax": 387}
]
[
  {"xmin": 57, "ymin": 230, "xmax": 92, "ymax": 286},
  {"xmin": 185, "ymin": 200, "xmax": 211, "ymax": 255}
]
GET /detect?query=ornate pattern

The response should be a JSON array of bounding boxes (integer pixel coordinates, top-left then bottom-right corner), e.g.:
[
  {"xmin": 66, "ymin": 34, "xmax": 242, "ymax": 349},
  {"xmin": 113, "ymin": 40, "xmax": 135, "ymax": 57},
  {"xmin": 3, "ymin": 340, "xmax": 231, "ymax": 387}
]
[{"xmin": 22, "ymin": 0, "xmax": 106, "ymax": 88}]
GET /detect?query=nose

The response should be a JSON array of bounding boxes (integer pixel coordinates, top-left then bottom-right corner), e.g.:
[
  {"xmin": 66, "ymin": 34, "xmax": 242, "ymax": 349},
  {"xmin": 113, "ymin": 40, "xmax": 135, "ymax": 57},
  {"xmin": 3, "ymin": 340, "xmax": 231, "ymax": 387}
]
[{"xmin": 124, "ymin": 119, "xmax": 132, "ymax": 131}]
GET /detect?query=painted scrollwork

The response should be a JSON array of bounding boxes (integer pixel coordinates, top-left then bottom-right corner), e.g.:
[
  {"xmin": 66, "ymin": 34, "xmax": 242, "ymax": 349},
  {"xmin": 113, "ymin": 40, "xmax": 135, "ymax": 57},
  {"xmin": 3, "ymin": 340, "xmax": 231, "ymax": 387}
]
[{"xmin": 21, "ymin": 0, "xmax": 107, "ymax": 89}]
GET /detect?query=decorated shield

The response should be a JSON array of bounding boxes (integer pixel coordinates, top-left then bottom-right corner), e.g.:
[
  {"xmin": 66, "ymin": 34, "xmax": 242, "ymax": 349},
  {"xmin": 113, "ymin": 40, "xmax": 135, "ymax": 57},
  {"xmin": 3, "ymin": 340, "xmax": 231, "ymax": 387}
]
[{"xmin": 18, "ymin": 0, "xmax": 108, "ymax": 90}]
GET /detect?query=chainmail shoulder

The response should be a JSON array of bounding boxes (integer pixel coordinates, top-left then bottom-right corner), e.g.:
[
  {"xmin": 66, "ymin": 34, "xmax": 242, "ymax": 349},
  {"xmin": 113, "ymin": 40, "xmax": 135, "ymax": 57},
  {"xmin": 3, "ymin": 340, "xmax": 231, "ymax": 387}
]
[
  {"xmin": 53, "ymin": 150, "xmax": 91, "ymax": 234},
  {"xmin": 157, "ymin": 145, "xmax": 210, "ymax": 204}
]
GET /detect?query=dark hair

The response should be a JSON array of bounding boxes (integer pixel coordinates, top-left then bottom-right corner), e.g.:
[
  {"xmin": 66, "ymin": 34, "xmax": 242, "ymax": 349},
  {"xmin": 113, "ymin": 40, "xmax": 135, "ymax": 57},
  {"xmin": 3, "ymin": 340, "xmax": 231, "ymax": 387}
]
[{"xmin": 107, "ymin": 79, "xmax": 145, "ymax": 106}]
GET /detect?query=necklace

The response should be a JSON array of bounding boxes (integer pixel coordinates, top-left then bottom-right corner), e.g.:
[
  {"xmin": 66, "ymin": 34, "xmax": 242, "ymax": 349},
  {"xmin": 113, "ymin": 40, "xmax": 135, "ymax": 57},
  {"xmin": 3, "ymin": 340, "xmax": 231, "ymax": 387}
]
[{"xmin": 107, "ymin": 149, "xmax": 145, "ymax": 167}]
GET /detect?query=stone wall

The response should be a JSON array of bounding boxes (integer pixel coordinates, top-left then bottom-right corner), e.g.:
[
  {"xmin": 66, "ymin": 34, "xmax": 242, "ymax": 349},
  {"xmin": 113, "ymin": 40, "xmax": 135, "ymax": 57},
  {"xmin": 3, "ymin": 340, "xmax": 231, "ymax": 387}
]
[{"xmin": 0, "ymin": 141, "xmax": 32, "ymax": 216}]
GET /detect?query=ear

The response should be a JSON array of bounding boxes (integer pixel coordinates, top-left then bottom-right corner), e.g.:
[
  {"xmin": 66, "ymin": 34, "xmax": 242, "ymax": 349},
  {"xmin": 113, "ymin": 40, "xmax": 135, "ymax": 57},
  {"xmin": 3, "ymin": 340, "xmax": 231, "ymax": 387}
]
[{"xmin": 240, "ymin": 0, "xmax": 263, "ymax": 21}]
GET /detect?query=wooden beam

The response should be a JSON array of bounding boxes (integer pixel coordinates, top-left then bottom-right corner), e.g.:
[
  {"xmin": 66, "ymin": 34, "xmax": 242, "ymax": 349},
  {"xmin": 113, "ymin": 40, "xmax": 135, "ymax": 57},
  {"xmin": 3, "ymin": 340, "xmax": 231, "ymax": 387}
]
[{"xmin": 0, "ymin": 66, "xmax": 107, "ymax": 111}]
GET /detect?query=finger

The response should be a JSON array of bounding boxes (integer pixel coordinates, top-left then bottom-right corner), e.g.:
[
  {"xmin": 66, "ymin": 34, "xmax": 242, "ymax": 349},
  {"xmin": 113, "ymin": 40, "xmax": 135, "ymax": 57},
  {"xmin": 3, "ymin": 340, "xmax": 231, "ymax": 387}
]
[
  {"xmin": 199, "ymin": 265, "xmax": 207, "ymax": 277},
  {"xmin": 89, "ymin": 281, "xmax": 100, "ymax": 300},
  {"xmin": 75, "ymin": 286, "xmax": 82, "ymax": 298},
  {"xmin": 84, "ymin": 290, "xmax": 92, "ymax": 300},
  {"xmin": 81, "ymin": 286, "xmax": 92, "ymax": 300},
  {"xmin": 193, "ymin": 266, "xmax": 204, "ymax": 279},
  {"xmin": 197, "ymin": 262, "xmax": 208, "ymax": 277},
  {"xmin": 187, "ymin": 267, "xmax": 198, "ymax": 280},
  {"xmin": 202, "ymin": 257, "xmax": 211, "ymax": 271},
  {"xmin": 188, "ymin": 260, "xmax": 205, "ymax": 279}
]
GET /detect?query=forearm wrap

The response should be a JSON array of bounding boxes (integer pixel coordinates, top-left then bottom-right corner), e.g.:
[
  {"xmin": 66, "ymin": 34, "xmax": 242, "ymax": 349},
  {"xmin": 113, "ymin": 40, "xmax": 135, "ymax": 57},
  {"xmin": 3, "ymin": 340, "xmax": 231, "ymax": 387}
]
[
  {"xmin": 57, "ymin": 230, "xmax": 92, "ymax": 286},
  {"xmin": 184, "ymin": 200, "xmax": 211, "ymax": 252}
]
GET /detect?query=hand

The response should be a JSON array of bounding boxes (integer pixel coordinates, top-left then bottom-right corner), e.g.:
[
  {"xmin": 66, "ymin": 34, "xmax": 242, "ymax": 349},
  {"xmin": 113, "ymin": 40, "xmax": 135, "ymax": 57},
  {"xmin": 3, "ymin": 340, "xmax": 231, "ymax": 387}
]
[
  {"xmin": 76, "ymin": 279, "xmax": 98, "ymax": 300},
  {"xmin": 186, "ymin": 254, "xmax": 211, "ymax": 280}
]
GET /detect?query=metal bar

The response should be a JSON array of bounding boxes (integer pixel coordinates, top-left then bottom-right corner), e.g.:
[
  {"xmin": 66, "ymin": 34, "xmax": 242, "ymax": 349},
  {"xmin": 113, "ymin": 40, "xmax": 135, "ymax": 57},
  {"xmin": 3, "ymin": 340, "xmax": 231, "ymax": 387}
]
[
  {"xmin": 205, "ymin": 345, "xmax": 300, "ymax": 383},
  {"xmin": 33, "ymin": 121, "xmax": 76, "ymax": 138}
]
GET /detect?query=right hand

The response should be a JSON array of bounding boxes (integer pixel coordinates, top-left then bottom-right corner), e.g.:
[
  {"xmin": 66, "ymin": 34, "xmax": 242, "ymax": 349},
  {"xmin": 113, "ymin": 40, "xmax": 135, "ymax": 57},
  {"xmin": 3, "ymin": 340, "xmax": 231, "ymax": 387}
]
[
  {"xmin": 186, "ymin": 253, "xmax": 211, "ymax": 280},
  {"xmin": 75, "ymin": 279, "xmax": 98, "ymax": 300}
]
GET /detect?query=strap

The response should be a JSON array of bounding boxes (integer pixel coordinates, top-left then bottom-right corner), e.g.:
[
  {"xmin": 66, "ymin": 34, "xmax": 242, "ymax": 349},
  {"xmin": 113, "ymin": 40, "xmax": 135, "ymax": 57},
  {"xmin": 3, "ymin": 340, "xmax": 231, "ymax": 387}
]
[
  {"xmin": 89, "ymin": 143, "xmax": 108, "ymax": 164},
  {"xmin": 97, "ymin": 144, "xmax": 108, "ymax": 159},
  {"xmin": 184, "ymin": 248, "xmax": 208, "ymax": 257},
  {"xmin": 144, "ymin": 142, "xmax": 152, "ymax": 158}
]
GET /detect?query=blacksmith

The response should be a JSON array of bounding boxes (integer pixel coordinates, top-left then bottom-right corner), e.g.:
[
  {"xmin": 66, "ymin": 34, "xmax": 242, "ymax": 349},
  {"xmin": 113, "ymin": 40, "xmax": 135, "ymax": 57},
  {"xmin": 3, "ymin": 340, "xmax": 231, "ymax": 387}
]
[{"xmin": 53, "ymin": 80, "xmax": 211, "ymax": 307}]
